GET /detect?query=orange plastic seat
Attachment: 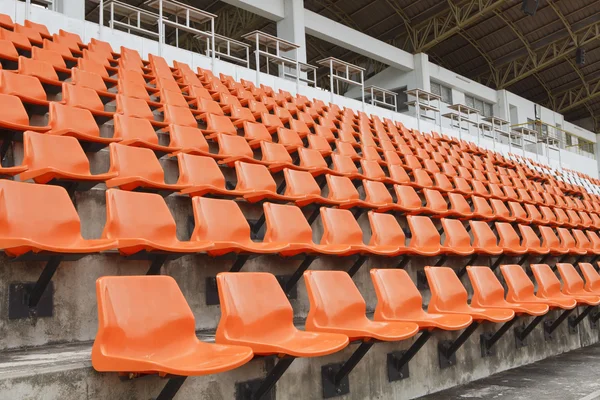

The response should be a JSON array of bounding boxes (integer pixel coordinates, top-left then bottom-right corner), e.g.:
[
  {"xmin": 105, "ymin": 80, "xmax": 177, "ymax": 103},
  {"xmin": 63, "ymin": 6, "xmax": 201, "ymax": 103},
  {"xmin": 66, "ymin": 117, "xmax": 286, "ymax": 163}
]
[
  {"xmin": 167, "ymin": 124, "xmax": 211, "ymax": 156},
  {"xmin": 92, "ymin": 275, "xmax": 253, "ymax": 377},
  {"xmin": 467, "ymin": 266, "xmax": 548, "ymax": 315},
  {"xmin": 191, "ymin": 197, "xmax": 290, "ymax": 256},
  {"xmin": 102, "ymin": 189, "xmax": 211, "ymax": 256},
  {"xmin": 425, "ymin": 266, "xmax": 515, "ymax": 322},
  {"xmin": 470, "ymin": 220, "xmax": 503, "ymax": 256},
  {"xmin": 112, "ymin": 114, "xmax": 176, "ymax": 155},
  {"xmin": 0, "ymin": 180, "xmax": 116, "ymax": 257},
  {"xmin": 555, "ymin": 263, "xmax": 600, "ymax": 304},
  {"xmin": 216, "ymin": 272, "xmax": 349, "ymax": 356},
  {"xmin": 304, "ymin": 270, "xmax": 419, "ymax": 341},
  {"xmin": 325, "ymin": 174, "xmax": 375, "ymax": 209},
  {"xmin": 263, "ymin": 202, "xmax": 352, "ymax": 256},
  {"xmin": 0, "ymin": 69, "xmax": 48, "ymax": 106},
  {"xmin": 47, "ymin": 102, "xmax": 118, "ymax": 147},
  {"xmin": 215, "ymin": 133, "xmax": 255, "ymax": 165},
  {"xmin": 370, "ymin": 269, "xmax": 472, "ymax": 330},
  {"xmin": 503, "ymin": 264, "xmax": 567, "ymax": 310},
  {"xmin": 557, "ymin": 227, "xmax": 587, "ymax": 256},
  {"xmin": 0, "ymin": 93, "xmax": 48, "ymax": 133},
  {"xmin": 578, "ymin": 263, "xmax": 600, "ymax": 292},
  {"xmin": 19, "ymin": 130, "xmax": 116, "ymax": 185},
  {"xmin": 367, "ymin": 211, "xmax": 411, "ymax": 256},
  {"xmin": 116, "ymin": 94, "xmax": 167, "ymax": 127},
  {"xmin": 106, "ymin": 143, "xmax": 186, "ymax": 192},
  {"xmin": 319, "ymin": 207, "xmax": 380, "ymax": 255},
  {"xmin": 407, "ymin": 215, "xmax": 442, "ymax": 256},
  {"xmin": 495, "ymin": 222, "xmax": 528, "ymax": 255},
  {"xmin": 529, "ymin": 264, "xmax": 577, "ymax": 309},
  {"xmin": 440, "ymin": 218, "xmax": 475, "ymax": 256}
]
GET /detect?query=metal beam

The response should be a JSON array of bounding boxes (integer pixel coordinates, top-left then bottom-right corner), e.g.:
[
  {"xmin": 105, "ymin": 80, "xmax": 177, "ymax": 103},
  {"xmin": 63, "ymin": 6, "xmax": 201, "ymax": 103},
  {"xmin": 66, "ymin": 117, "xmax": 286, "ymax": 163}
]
[
  {"xmin": 404, "ymin": 0, "xmax": 507, "ymax": 53},
  {"xmin": 476, "ymin": 14, "xmax": 600, "ymax": 89}
]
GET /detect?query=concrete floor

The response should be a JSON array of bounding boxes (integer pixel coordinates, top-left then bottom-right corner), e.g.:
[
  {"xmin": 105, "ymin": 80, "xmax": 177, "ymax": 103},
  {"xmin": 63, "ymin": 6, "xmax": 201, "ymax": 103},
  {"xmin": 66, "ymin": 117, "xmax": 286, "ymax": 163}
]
[{"xmin": 419, "ymin": 342, "xmax": 600, "ymax": 400}]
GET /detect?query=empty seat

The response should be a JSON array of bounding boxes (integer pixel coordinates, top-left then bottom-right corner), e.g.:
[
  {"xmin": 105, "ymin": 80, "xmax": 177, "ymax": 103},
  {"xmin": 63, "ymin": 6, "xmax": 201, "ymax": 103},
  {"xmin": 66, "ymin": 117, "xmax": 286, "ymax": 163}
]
[
  {"xmin": 102, "ymin": 189, "xmax": 212, "ymax": 256},
  {"xmin": 425, "ymin": 266, "xmax": 515, "ymax": 322},
  {"xmin": 19, "ymin": 130, "xmax": 116, "ymax": 185},
  {"xmin": 0, "ymin": 93, "xmax": 48, "ymax": 133},
  {"xmin": 466, "ymin": 266, "xmax": 548, "ymax": 315},
  {"xmin": 106, "ymin": 143, "xmax": 186, "ymax": 192},
  {"xmin": 370, "ymin": 268, "xmax": 473, "ymax": 330},
  {"xmin": 304, "ymin": 270, "xmax": 419, "ymax": 341},
  {"xmin": 47, "ymin": 102, "xmax": 118, "ymax": 147},
  {"xmin": 555, "ymin": 263, "xmax": 600, "ymax": 304},
  {"xmin": 216, "ymin": 272, "xmax": 349, "ymax": 356},
  {"xmin": 191, "ymin": 197, "xmax": 291, "ymax": 256},
  {"xmin": 92, "ymin": 275, "xmax": 253, "ymax": 376},
  {"xmin": 0, "ymin": 180, "xmax": 116, "ymax": 257},
  {"xmin": 112, "ymin": 114, "xmax": 176, "ymax": 155}
]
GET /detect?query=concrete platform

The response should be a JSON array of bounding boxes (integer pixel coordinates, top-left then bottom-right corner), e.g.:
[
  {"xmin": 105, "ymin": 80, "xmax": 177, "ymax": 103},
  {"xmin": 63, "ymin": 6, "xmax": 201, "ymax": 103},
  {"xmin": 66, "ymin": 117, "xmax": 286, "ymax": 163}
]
[{"xmin": 419, "ymin": 342, "xmax": 600, "ymax": 400}]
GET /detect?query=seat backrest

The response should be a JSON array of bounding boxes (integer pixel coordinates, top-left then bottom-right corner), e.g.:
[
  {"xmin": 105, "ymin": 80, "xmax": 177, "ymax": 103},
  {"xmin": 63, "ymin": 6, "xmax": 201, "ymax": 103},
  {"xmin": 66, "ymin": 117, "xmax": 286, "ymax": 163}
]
[
  {"xmin": 368, "ymin": 211, "xmax": 405, "ymax": 248},
  {"xmin": 530, "ymin": 264, "xmax": 563, "ymax": 297},
  {"xmin": 441, "ymin": 218, "xmax": 472, "ymax": 249},
  {"xmin": 102, "ymin": 189, "xmax": 177, "ymax": 245},
  {"xmin": 467, "ymin": 266, "xmax": 506, "ymax": 307},
  {"xmin": 519, "ymin": 225, "xmax": 544, "ymax": 250},
  {"xmin": 260, "ymin": 141, "xmax": 293, "ymax": 164},
  {"xmin": 22, "ymin": 130, "xmax": 91, "ymax": 181},
  {"xmin": 370, "ymin": 269, "xmax": 425, "ymax": 320},
  {"xmin": 71, "ymin": 68, "xmax": 108, "ymax": 93},
  {"xmin": 217, "ymin": 133, "xmax": 253, "ymax": 158},
  {"xmin": 496, "ymin": 222, "xmax": 522, "ymax": 249},
  {"xmin": 191, "ymin": 197, "xmax": 251, "ymax": 243},
  {"xmin": 243, "ymin": 121, "xmax": 271, "ymax": 142},
  {"xmin": 331, "ymin": 153, "xmax": 359, "ymax": 175},
  {"xmin": 538, "ymin": 226, "xmax": 562, "ymax": 250},
  {"xmin": 470, "ymin": 220, "xmax": 499, "ymax": 249},
  {"xmin": 557, "ymin": 227, "xmax": 577, "ymax": 250},
  {"xmin": 31, "ymin": 46, "xmax": 66, "ymax": 69},
  {"xmin": 407, "ymin": 215, "xmax": 441, "ymax": 251},
  {"xmin": 263, "ymin": 202, "xmax": 315, "ymax": 245},
  {"xmin": 62, "ymin": 83, "xmax": 105, "ymax": 113},
  {"xmin": 500, "ymin": 264, "xmax": 536, "ymax": 302},
  {"xmin": 234, "ymin": 161, "xmax": 277, "ymax": 192},
  {"xmin": 363, "ymin": 180, "xmax": 393, "ymax": 205},
  {"xmin": 425, "ymin": 189, "xmax": 448, "ymax": 212},
  {"xmin": 0, "ymin": 180, "xmax": 84, "ymax": 254},
  {"xmin": 425, "ymin": 266, "xmax": 468, "ymax": 313},
  {"xmin": 320, "ymin": 207, "xmax": 365, "ymax": 247},
  {"xmin": 283, "ymin": 168, "xmax": 321, "ymax": 197},
  {"xmin": 116, "ymin": 94, "xmax": 155, "ymax": 121},
  {"xmin": 48, "ymin": 102, "xmax": 100, "ymax": 137},
  {"xmin": 394, "ymin": 185, "xmax": 422, "ymax": 209},
  {"xmin": 113, "ymin": 114, "xmax": 158, "ymax": 144},
  {"xmin": 0, "ymin": 93, "xmax": 33, "ymax": 126},
  {"xmin": 472, "ymin": 196, "xmax": 493, "ymax": 218},
  {"xmin": 326, "ymin": 174, "xmax": 360, "ymax": 202},
  {"xmin": 168, "ymin": 125, "xmax": 209, "ymax": 153},
  {"xmin": 176, "ymin": 153, "xmax": 225, "ymax": 188},
  {"xmin": 579, "ymin": 263, "xmax": 600, "ymax": 292},
  {"xmin": 572, "ymin": 229, "xmax": 591, "ymax": 251},
  {"xmin": 305, "ymin": 270, "xmax": 367, "ymax": 330},
  {"xmin": 93, "ymin": 276, "xmax": 197, "ymax": 356},
  {"xmin": 216, "ymin": 272, "xmax": 297, "ymax": 343},
  {"xmin": 556, "ymin": 263, "xmax": 586, "ymax": 294},
  {"xmin": 108, "ymin": 143, "xmax": 165, "ymax": 183},
  {"xmin": 117, "ymin": 78, "xmax": 151, "ymax": 101},
  {"xmin": 18, "ymin": 56, "xmax": 58, "ymax": 81},
  {"xmin": 298, "ymin": 147, "xmax": 328, "ymax": 170},
  {"xmin": 0, "ymin": 70, "xmax": 46, "ymax": 102},
  {"xmin": 163, "ymin": 105, "xmax": 197, "ymax": 128}
]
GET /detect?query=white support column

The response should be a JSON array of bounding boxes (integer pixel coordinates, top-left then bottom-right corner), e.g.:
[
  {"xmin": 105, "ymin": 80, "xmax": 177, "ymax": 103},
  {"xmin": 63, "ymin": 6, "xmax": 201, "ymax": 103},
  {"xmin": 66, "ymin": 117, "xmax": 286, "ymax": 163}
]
[
  {"xmin": 277, "ymin": 0, "xmax": 306, "ymax": 63},
  {"xmin": 56, "ymin": 0, "xmax": 85, "ymax": 19},
  {"xmin": 412, "ymin": 53, "xmax": 430, "ymax": 92}
]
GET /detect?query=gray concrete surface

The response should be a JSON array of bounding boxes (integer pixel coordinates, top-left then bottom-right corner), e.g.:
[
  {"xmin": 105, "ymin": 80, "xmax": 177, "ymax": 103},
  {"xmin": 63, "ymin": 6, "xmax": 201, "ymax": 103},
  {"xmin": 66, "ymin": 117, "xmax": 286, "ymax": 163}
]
[{"xmin": 419, "ymin": 341, "xmax": 600, "ymax": 400}]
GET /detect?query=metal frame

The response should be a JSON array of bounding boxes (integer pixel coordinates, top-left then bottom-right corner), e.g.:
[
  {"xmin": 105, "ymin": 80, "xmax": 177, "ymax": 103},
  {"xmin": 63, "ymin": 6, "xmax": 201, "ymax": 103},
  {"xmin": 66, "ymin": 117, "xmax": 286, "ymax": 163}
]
[
  {"xmin": 100, "ymin": 0, "xmax": 160, "ymax": 38},
  {"xmin": 316, "ymin": 57, "xmax": 365, "ymax": 109},
  {"xmin": 236, "ymin": 356, "xmax": 295, "ymax": 400},
  {"xmin": 405, "ymin": 89, "xmax": 442, "ymax": 134},
  {"xmin": 443, "ymin": 103, "xmax": 480, "ymax": 141},
  {"xmin": 203, "ymin": 33, "xmax": 250, "ymax": 68},
  {"xmin": 364, "ymin": 85, "xmax": 397, "ymax": 111}
]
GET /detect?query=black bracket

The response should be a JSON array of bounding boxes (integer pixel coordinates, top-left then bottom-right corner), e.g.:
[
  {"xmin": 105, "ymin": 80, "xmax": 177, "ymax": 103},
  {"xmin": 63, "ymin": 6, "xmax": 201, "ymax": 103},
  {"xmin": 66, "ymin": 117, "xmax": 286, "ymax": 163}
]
[
  {"xmin": 322, "ymin": 341, "xmax": 374, "ymax": 398},
  {"xmin": 457, "ymin": 254, "xmax": 480, "ymax": 278},
  {"xmin": 279, "ymin": 255, "xmax": 317, "ymax": 298},
  {"xmin": 589, "ymin": 309, "xmax": 600, "ymax": 329},
  {"xmin": 206, "ymin": 254, "xmax": 251, "ymax": 305},
  {"xmin": 544, "ymin": 308, "xmax": 574, "ymax": 341},
  {"xmin": 387, "ymin": 330, "xmax": 432, "ymax": 381},
  {"xmin": 236, "ymin": 356, "xmax": 295, "ymax": 400},
  {"xmin": 396, "ymin": 256, "xmax": 410, "ymax": 270},
  {"xmin": 348, "ymin": 255, "xmax": 367, "ymax": 277},
  {"xmin": 490, "ymin": 254, "xmax": 505, "ymax": 272},
  {"xmin": 537, "ymin": 253, "xmax": 550, "ymax": 267},
  {"xmin": 154, "ymin": 376, "xmax": 187, "ymax": 400},
  {"xmin": 8, "ymin": 255, "xmax": 63, "ymax": 319},
  {"xmin": 557, "ymin": 254, "xmax": 570, "ymax": 265},
  {"xmin": 434, "ymin": 255, "xmax": 447, "ymax": 267},
  {"xmin": 416, "ymin": 270, "xmax": 428, "ymax": 290},
  {"xmin": 568, "ymin": 305, "xmax": 596, "ymax": 334},
  {"xmin": 514, "ymin": 315, "xmax": 545, "ymax": 348},
  {"xmin": 438, "ymin": 322, "xmax": 479, "ymax": 369},
  {"xmin": 251, "ymin": 213, "xmax": 266, "ymax": 238},
  {"xmin": 480, "ymin": 319, "xmax": 517, "ymax": 357},
  {"xmin": 146, "ymin": 254, "xmax": 169, "ymax": 275},
  {"xmin": 307, "ymin": 205, "xmax": 321, "ymax": 225}
]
